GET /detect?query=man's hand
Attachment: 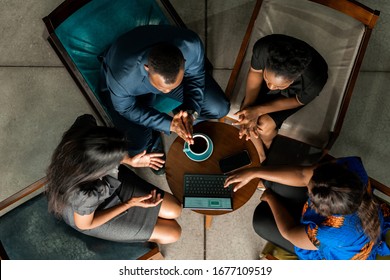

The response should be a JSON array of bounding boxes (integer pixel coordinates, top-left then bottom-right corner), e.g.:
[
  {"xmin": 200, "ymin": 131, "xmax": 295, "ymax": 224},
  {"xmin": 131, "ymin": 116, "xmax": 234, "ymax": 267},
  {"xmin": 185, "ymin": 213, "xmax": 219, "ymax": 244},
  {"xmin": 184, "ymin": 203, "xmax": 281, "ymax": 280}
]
[
  {"xmin": 170, "ymin": 110, "xmax": 194, "ymax": 144},
  {"xmin": 182, "ymin": 111, "xmax": 194, "ymax": 143}
]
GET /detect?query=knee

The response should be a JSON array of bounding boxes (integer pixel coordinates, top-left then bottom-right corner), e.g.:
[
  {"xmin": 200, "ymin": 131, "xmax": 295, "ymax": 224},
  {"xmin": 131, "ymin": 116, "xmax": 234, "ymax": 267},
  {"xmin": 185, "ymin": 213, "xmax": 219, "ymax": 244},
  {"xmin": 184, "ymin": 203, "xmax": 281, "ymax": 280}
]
[
  {"xmin": 257, "ymin": 117, "xmax": 276, "ymax": 139},
  {"xmin": 154, "ymin": 220, "xmax": 182, "ymax": 244},
  {"xmin": 200, "ymin": 100, "xmax": 230, "ymax": 119},
  {"xmin": 216, "ymin": 98, "xmax": 231, "ymax": 118},
  {"xmin": 201, "ymin": 97, "xmax": 230, "ymax": 119},
  {"xmin": 166, "ymin": 221, "xmax": 182, "ymax": 244},
  {"xmin": 160, "ymin": 194, "xmax": 182, "ymax": 219},
  {"xmin": 214, "ymin": 98, "xmax": 230, "ymax": 118},
  {"xmin": 164, "ymin": 203, "xmax": 182, "ymax": 220}
]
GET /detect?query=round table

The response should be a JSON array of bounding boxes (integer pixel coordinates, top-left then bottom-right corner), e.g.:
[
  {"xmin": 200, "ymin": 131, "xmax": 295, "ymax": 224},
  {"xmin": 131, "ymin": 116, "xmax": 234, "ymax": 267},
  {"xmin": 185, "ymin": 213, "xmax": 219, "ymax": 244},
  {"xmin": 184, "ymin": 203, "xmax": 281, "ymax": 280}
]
[{"xmin": 166, "ymin": 121, "xmax": 260, "ymax": 226}]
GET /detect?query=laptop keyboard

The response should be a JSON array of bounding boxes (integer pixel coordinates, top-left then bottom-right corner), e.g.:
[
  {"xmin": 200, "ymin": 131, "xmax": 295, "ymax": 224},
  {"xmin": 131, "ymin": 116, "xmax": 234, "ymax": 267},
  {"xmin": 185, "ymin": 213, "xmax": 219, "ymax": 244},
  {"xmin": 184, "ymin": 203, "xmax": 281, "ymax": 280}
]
[{"xmin": 184, "ymin": 174, "xmax": 232, "ymax": 197}]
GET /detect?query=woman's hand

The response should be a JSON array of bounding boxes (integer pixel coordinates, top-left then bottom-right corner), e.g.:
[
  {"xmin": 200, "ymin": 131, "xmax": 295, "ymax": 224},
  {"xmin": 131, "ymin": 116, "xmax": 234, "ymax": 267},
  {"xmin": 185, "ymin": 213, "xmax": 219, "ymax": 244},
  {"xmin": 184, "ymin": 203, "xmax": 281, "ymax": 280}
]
[
  {"xmin": 124, "ymin": 150, "xmax": 165, "ymax": 170},
  {"xmin": 233, "ymin": 106, "xmax": 262, "ymax": 140},
  {"xmin": 125, "ymin": 190, "xmax": 163, "ymax": 208},
  {"xmin": 237, "ymin": 124, "xmax": 260, "ymax": 141},
  {"xmin": 74, "ymin": 190, "xmax": 162, "ymax": 230},
  {"xmin": 233, "ymin": 106, "xmax": 262, "ymax": 126},
  {"xmin": 224, "ymin": 167, "xmax": 259, "ymax": 192}
]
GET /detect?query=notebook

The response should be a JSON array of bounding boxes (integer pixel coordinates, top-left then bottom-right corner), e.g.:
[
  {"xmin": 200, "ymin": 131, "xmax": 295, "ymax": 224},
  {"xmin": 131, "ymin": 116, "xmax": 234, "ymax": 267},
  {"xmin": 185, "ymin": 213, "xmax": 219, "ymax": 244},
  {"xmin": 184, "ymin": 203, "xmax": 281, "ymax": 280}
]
[{"xmin": 183, "ymin": 173, "xmax": 233, "ymax": 211}]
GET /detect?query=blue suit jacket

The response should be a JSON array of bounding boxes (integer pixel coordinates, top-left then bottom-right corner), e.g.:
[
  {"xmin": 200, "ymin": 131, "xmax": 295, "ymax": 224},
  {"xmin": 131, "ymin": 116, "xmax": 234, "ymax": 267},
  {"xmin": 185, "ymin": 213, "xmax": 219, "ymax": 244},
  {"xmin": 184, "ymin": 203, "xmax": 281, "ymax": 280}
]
[{"xmin": 101, "ymin": 25, "xmax": 205, "ymax": 134}]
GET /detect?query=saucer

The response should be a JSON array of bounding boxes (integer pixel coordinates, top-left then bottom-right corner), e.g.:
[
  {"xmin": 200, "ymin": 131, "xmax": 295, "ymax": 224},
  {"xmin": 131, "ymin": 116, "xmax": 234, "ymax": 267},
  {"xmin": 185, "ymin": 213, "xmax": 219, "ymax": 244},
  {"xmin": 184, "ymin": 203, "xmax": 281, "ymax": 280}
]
[{"xmin": 183, "ymin": 134, "xmax": 213, "ymax": 162}]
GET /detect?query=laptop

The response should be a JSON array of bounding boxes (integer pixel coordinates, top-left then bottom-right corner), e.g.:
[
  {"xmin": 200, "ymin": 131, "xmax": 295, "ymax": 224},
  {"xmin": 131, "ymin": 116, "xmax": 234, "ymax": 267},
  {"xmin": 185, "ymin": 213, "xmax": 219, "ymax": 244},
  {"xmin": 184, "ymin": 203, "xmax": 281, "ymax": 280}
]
[{"xmin": 183, "ymin": 173, "xmax": 233, "ymax": 211}]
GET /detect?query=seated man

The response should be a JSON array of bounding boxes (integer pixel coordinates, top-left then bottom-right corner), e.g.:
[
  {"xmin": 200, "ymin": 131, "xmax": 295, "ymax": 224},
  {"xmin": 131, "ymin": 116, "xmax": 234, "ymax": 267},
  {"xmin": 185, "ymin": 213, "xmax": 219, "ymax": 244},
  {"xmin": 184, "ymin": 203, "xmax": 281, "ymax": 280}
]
[
  {"xmin": 224, "ymin": 157, "xmax": 390, "ymax": 260},
  {"xmin": 234, "ymin": 34, "xmax": 328, "ymax": 162},
  {"xmin": 99, "ymin": 25, "xmax": 230, "ymax": 174}
]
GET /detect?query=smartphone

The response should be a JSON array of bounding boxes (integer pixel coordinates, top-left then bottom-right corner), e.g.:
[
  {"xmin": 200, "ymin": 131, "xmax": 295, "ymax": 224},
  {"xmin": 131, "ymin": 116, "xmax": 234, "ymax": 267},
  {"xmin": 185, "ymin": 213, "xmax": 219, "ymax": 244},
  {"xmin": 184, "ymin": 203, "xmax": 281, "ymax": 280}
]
[{"xmin": 219, "ymin": 150, "xmax": 252, "ymax": 174}]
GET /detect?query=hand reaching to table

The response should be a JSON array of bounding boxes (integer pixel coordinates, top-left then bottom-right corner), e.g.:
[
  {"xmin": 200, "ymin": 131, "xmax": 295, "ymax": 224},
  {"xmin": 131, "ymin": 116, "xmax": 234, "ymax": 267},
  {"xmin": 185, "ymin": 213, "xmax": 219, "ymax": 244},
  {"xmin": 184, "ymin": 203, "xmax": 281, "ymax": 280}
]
[
  {"xmin": 224, "ymin": 167, "xmax": 259, "ymax": 192},
  {"xmin": 123, "ymin": 151, "xmax": 165, "ymax": 170}
]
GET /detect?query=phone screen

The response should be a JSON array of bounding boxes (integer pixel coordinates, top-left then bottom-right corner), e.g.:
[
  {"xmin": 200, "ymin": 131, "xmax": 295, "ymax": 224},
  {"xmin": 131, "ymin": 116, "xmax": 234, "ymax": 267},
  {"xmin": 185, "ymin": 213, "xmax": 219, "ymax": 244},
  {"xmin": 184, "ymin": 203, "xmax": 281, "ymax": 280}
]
[{"xmin": 219, "ymin": 150, "xmax": 251, "ymax": 174}]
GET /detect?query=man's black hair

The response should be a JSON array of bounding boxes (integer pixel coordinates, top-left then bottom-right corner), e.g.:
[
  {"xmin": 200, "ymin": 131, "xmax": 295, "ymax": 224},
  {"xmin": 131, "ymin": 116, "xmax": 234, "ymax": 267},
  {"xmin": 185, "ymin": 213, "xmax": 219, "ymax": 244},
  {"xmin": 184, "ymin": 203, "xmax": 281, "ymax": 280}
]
[
  {"xmin": 266, "ymin": 40, "xmax": 313, "ymax": 81},
  {"xmin": 148, "ymin": 43, "xmax": 184, "ymax": 84}
]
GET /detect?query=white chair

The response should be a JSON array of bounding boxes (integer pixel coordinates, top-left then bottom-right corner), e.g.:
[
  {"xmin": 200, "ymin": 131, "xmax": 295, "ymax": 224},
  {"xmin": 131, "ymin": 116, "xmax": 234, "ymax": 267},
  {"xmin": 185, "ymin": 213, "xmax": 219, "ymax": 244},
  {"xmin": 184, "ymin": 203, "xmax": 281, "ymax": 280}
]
[{"xmin": 223, "ymin": 0, "xmax": 380, "ymax": 165}]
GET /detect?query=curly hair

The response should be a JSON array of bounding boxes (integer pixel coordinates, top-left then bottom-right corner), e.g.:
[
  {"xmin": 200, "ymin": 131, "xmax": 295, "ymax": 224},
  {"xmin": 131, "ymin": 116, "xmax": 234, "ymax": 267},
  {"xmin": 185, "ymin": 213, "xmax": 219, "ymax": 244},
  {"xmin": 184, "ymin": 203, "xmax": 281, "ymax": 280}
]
[
  {"xmin": 266, "ymin": 40, "xmax": 312, "ymax": 81},
  {"xmin": 45, "ymin": 115, "xmax": 127, "ymax": 218},
  {"xmin": 148, "ymin": 43, "xmax": 184, "ymax": 84},
  {"xmin": 309, "ymin": 163, "xmax": 380, "ymax": 242}
]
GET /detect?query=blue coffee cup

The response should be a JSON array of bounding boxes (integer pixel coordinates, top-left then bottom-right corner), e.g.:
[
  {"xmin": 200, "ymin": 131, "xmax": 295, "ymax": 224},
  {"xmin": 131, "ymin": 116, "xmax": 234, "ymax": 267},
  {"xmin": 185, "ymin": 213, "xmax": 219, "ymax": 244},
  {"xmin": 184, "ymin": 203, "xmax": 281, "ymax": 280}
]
[{"xmin": 183, "ymin": 133, "xmax": 213, "ymax": 162}]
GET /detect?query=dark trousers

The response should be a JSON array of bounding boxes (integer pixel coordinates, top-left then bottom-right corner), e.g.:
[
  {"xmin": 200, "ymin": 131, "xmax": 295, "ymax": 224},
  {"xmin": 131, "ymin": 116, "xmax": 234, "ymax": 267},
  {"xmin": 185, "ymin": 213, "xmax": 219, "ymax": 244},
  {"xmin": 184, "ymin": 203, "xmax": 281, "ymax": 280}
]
[
  {"xmin": 252, "ymin": 181, "xmax": 308, "ymax": 253},
  {"xmin": 99, "ymin": 74, "xmax": 230, "ymax": 156}
]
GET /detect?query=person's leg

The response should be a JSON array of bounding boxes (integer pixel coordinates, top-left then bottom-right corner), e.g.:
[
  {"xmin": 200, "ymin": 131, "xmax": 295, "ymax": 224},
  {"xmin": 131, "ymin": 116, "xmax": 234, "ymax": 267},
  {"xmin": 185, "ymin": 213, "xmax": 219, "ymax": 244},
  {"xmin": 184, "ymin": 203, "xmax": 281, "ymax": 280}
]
[
  {"xmin": 123, "ymin": 122, "xmax": 156, "ymax": 156},
  {"xmin": 162, "ymin": 73, "xmax": 229, "ymax": 120},
  {"xmin": 257, "ymin": 114, "xmax": 278, "ymax": 149},
  {"xmin": 111, "ymin": 116, "xmax": 156, "ymax": 156},
  {"xmin": 249, "ymin": 114, "xmax": 277, "ymax": 163},
  {"xmin": 197, "ymin": 73, "xmax": 230, "ymax": 120},
  {"xmin": 249, "ymin": 135, "xmax": 267, "ymax": 164},
  {"xmin": 148, "ymin": 218, "xmax": 182, "ymax": 244},
  {"xmin": 249, "ymin": 90, "xmax": 279, "ymax": 160},
  {"xmin": 145, "ymin": 186, "xmax": 182, "ymax": 245},
  {"xmin": 253, "ymin": 89, "xmax": 301, "ymax": 152},
  {"xmin": 116, "ymin": 166, "xmax": 181, "ymax": 244},
  {"xmin": 253, "ymin": 202, "xmax": 296, "ymax": 253},
  {"xmin": 157, "ymin": 193, "xmax": 182, "ymax": 220},
  {"xmin": 253, "ymin": 181, "xmax": 308, "ymax": 252},
  {"xmin": 253, "ymin": 106, "xmax": 302, "ymax": 160}
]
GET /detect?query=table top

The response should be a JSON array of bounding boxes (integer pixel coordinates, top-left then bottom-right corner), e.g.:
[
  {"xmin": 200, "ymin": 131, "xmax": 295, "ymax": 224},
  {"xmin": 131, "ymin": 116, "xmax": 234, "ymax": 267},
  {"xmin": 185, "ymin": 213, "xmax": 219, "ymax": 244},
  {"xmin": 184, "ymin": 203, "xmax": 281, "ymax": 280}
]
[{"xmin": 166, "ymin": 121, "xmax": 260, "ymax": 215}]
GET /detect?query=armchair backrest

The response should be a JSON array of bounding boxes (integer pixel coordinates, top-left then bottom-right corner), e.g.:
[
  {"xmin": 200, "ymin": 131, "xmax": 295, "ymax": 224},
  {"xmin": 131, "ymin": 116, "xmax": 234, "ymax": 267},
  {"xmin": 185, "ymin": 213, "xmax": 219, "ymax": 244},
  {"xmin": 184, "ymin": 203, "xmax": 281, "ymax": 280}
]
[{"xmin": 225, "ymin": 0, "xmax": 379, "ymax": 150}]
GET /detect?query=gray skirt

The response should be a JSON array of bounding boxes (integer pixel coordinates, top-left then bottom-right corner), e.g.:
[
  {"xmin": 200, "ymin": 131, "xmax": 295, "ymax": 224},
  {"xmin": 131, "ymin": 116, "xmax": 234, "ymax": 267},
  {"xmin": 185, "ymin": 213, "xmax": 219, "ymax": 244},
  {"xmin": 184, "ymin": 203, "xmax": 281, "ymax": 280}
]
[{"xmin": 65, "ymin": 166, "xmax": 164, "ymax": 242}]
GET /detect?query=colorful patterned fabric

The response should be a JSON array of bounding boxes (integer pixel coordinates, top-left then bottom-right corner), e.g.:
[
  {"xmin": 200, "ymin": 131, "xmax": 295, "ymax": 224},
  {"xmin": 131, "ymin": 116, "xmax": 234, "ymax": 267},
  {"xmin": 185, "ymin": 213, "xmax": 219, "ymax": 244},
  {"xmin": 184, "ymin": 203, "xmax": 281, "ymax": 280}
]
[{"xmin": 295, "ymin": 157, "xmax": 390, "ymax": 260}]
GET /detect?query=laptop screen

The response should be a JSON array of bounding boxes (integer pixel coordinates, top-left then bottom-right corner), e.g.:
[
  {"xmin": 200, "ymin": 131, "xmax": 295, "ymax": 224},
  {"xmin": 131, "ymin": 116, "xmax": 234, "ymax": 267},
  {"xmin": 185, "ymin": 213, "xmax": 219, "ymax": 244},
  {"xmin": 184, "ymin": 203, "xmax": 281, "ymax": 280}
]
[
  {"xmin": 183, "ymin": 196, "xmax": 232, "ymax": 210},
  {"xmin": 182, "ymin": 174, "xmax": 233, "ymax": 211}
]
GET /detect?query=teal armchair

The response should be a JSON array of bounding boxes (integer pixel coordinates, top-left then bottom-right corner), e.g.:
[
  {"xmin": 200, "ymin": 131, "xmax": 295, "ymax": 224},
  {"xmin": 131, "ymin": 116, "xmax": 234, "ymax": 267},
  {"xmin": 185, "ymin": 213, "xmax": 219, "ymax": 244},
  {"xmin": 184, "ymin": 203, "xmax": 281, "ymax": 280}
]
[
  {"xmin": 42, "ymin": 0, "xmax": 186, "ymax": 126},
  {"xmin": 0, "ymin": 178, "xmax": 163, "ymax": 260}
]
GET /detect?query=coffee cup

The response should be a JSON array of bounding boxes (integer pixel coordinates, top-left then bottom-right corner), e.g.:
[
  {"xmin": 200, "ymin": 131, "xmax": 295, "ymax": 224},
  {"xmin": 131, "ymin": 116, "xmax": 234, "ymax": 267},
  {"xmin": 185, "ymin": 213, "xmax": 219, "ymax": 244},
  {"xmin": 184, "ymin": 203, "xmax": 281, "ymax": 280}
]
[{"xmin": 183, "ymin": 133, "xmax": 213, "ymax": 162}]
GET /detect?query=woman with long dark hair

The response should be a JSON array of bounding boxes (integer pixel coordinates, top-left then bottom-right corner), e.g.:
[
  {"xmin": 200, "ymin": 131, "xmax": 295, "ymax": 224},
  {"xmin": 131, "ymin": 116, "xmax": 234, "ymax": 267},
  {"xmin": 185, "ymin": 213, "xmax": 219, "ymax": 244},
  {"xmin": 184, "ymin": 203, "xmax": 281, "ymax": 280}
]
[
  {"xmin": 225, "ymin": 157, "xmax": 390, "ymax": 259},
  {"xmin": 46, "ymin": 114, "xmax": 181, "ymax": 244}
]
